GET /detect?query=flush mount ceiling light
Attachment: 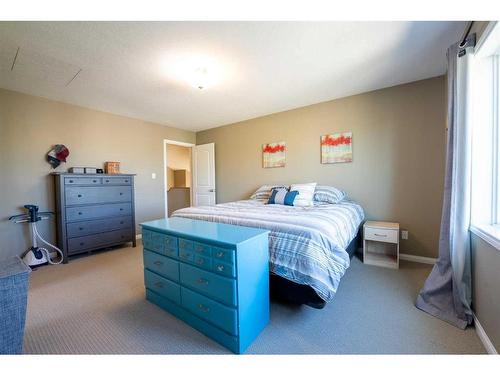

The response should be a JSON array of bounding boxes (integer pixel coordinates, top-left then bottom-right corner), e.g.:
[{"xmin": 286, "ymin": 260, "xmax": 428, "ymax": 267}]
[
  {"xmin": 191, "ymin": 66, "xmax": 210, "ymax": 90},
  {"xmin": 162, "ymin": 54, "xmax": 225, "ymax": 91}
]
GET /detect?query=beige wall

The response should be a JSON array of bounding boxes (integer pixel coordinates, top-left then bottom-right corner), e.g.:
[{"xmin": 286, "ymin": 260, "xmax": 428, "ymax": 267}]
[
  {"xmin": 0, "ymin": 88, "xmax": 195, "ymax": 260},
  {"xmin": 197, "ymin": 76, "xmax": 446, "ymax": 258},
  {"xmin": 166, "ymin": 144, "xmax": 192, "ymax": 190},
  {"xmin": 471, "ymin": 235, "xmax": 500, "ymax": 351}
]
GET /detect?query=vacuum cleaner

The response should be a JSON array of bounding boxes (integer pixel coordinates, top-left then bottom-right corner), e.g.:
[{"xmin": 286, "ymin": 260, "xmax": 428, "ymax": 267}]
[{"xmin": 9, "ymin": 205, "xmax": 64, "ymax": 267}]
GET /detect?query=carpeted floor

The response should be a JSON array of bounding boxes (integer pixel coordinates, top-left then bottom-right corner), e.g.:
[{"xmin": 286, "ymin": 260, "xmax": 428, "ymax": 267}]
[{"xmin": 23, "ymin": 244, "xmax": 486, "ymax": 354}]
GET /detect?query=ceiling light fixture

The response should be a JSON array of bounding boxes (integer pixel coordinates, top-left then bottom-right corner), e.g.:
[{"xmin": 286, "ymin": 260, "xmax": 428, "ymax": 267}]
[{"xmin": 191, "ymin": 66, "xmax": 210, "ymax": 90}]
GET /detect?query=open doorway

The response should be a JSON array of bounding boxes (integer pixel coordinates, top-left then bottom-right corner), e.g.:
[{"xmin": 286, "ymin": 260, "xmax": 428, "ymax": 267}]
[{"xmin": 164, "ymin": 140, "xmax": 194, "ymax": 217}]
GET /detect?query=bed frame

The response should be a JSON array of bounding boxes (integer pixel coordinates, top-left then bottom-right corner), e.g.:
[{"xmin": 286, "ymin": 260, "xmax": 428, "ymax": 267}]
[{"xmin": 269, "ymin": 228, "xmax": 362, "ymax": 309}]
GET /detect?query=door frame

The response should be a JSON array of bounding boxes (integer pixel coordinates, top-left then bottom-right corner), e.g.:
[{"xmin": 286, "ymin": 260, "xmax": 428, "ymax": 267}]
[{"xmin": 163, "ymin": 139, "xmax": 195, "ymax": 218}]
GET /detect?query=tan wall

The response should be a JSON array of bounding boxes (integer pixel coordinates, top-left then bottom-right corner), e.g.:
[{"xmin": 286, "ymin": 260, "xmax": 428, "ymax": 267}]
[
  {"xmin": 166, "ymin": 144, "xmax": 191, "ymax": 189},
  {"xmin": 0, "ymin": 88, "xmax": 195, "ymax": 259},
  {"xmin": 197, "ymin": 76, "xmax": 446, "ymax": 258}
]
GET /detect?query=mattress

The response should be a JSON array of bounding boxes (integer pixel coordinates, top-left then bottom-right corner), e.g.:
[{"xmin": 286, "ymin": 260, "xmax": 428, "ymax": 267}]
[{"xmin": 172, "ymin": 199, "xmax": 365, "ymax": 301}]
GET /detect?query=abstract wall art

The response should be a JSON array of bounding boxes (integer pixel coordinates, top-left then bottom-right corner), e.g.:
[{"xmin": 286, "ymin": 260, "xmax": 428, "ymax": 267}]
[
  {"xmin": 262, "ymin": 141, "xmax": 286, "ymax": 168},
  {"xmin": 321, "ymin": 132, "xmax": 353, "ymax": 164}
]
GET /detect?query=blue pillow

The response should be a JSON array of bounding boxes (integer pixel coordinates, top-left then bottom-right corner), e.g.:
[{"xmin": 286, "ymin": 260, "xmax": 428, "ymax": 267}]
[{"xmin": 268, "ymin": 188, "xmax": 299, "ymax": 206}]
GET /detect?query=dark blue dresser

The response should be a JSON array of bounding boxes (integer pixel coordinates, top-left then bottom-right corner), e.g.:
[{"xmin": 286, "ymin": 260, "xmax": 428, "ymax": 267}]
[
  {"xmin": 141, "ymin": 217, "xmax": 270, "ymax": 354},
  {"xmin": 53, "ymin": 173, "xmax": 136, "ymax": 262}
]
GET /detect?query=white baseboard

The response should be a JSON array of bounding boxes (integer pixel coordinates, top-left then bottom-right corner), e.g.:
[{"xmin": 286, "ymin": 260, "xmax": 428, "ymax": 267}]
[
  {"xmin": 399, "ymin": 253, "xmax": 437, "ymax": 265},
  {"xmin": 474, "ymin": 313, "xmax": 498, "ymax": 354}
]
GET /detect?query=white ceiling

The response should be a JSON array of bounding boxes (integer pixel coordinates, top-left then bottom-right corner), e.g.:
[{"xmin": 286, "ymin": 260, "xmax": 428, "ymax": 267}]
[{"xmin": 0, "ymin": 21, "xmax": 465, "ymax": 131}]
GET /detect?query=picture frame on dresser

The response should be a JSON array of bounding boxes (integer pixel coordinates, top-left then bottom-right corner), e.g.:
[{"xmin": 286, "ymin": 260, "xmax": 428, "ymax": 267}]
[{"xmin": 52, "ymin": 173, "xmax": 136, "ymax": 263}]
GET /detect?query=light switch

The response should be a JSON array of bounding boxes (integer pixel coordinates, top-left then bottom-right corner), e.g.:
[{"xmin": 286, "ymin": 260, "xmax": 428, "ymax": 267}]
[
  {"xmin": 401, "ymin": 230, "xmax": 408, "ymax": 240},
  {"xmin": 152, "ymin": 173, "xmax": 156, "ymax": 179}
]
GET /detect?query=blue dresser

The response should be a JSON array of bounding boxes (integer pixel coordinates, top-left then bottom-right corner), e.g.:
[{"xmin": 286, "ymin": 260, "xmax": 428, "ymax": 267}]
[{"xmin": 141, "ymin": 217, "xmax": 270, "ymax": 354}]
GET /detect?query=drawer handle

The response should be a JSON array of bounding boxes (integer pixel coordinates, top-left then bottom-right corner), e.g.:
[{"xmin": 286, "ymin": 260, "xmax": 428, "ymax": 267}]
[
  {"xmin": 78, "ymin": 212, "xmax": 83, "ymax": 215},
  {"xmin": 77, "ymin": 194, "xmax": 82, "ymax": 198},
  {"xmin": 196, "ymin": 278, "xmax": 209, "ymax": 285},
  {"xmin": 125, "ymin": 180, "xmax": 129, "ymax": 183},
  {"xmin": 120, "ymin": 221, "xmax": 124, "ymax": 224},
  {"xmin": 198, "ymin": 304, "xmax": 210, "ymax": 313},
  {"xmin": 374, "ymin": 233, "xmax": 388, "ymax": 237},
  {"xmin": 80, "ymin": 242, "xmax": 84, "ymax": 246},
  {"xmin": 181, "ymin": 253, "xmax": 190, "ymax": 259},
  {"xmin": 153, "ymin": 260, "xmax": 163, "ymax": 266},
  {"xmin": 120, "ymin": 208, "xmax": 123, "ymax": 211},
  {"xmin": 154, "ymin": 282, "xmax": 163, "ymax": 288},
  {"xmin": 79, "ymin": 227, "xmax": 84, "ymax": 230},
  {"xmin": 106, "ymin": 180, "xmax": 110, "ymax": 183},
  {"xmin": 120, "ymin": 192, "xmax": 123, "ymax": 195},
  {"xmin": 93, "ymin": 180, "xmax": 97, "ymax": 183},
  {"xmin": 69, "ymin": 180, "xmax": 74, "ymax": 183},
  {"xmin": 215, "ymin": 251, "xmax": 224, "ymax": 258},
  {"xmin": 196, "ymin": 258, "xmax": 205, "ymax": 265},
  {"xmin": 217, "ymin": 265, "xmax": 224, "ymax": 272}
]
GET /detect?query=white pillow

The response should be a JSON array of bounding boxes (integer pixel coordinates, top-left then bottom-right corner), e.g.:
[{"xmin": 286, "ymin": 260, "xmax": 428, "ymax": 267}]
[{"xmin": 289, "ymin": 183, "xmax": 317, "ymax": 207}]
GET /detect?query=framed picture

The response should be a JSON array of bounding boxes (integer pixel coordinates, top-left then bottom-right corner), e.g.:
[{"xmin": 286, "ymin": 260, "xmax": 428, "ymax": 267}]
[
  {"xmin": 321, "ymin": 132, "xmax": 353, "ymax": 164},
  {"xmin": 262, "ymin": 141, "xmax": 286, "ymax": 168}
]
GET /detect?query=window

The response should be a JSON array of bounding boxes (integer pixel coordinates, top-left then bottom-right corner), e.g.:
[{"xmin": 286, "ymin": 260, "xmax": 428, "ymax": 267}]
[{"xmin": 470, "ymin": 22, "xmax": 500, "ymax": 250}]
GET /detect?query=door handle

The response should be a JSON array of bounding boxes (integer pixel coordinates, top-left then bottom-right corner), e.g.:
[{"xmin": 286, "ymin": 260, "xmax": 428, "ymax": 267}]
[{"xmin": 209, "ymin": 189, "xmax": 215, "ymax": 192}]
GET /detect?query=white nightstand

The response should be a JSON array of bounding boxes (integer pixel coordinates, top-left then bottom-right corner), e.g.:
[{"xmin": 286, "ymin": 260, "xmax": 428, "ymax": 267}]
[{"xmin": 363, "ymin": 221, "xmax": 399, "ymax": 269}]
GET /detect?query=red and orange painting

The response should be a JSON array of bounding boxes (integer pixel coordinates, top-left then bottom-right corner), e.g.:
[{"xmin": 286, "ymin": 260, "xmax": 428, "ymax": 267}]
[
  {"xmin": 321, "ymin": 132, "xmax": 353, "ymax": 164},
  {"xmin": 262, "ymin": 141, "xmax": 286, "ymax": 168}
]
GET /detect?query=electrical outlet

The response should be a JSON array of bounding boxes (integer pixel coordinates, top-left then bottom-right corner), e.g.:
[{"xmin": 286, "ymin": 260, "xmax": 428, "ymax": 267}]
[
  {"xmin": 401, "ymin": 230, "xmax": 409, "ymax": 240},
  {"xmin": 151, "ymin": 172, "xmax": 156, "ymax": 179}
]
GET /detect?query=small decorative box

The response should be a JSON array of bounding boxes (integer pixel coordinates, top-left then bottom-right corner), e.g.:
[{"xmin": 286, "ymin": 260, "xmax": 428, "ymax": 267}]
[
  {"xmin": 84, "ymin": 167, "xmax": 97, "ymax": 174},
  {"xmin": 68, "ymin": 167, "xmax": 85, "ymax": 174},
  {"xmin": 105, "ymin": 161, "xmax": 120, "ymax": 174}
]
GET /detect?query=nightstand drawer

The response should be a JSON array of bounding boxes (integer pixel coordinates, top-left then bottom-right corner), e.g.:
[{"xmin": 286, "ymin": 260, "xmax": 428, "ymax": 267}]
[{"xmin": 365, "ymin": 227, "xmax": 398, "ymax": 243}]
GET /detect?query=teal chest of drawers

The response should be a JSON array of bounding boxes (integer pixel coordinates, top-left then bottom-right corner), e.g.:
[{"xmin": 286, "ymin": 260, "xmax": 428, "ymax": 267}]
[{"xmin": 141, "ymin": 217, "xmax": 270, "ymax": 354}]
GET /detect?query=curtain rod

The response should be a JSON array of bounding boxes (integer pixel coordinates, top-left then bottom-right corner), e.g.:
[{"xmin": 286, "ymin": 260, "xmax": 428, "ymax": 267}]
[{"xmin": 459, "ymin": 21, "xmax": 474, "ymax": 48}]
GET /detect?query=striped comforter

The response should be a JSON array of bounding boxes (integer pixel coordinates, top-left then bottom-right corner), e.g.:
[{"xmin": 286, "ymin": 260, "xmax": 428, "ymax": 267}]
[{"xmin": 172, "ymin": 199, "xmax": 364, "ymax": 301}]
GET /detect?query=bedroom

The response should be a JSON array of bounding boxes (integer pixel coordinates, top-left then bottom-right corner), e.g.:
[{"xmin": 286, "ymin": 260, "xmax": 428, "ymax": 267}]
[{"xmin": 0, "ymin": 1, "xmax": 499, "ymax": 373}]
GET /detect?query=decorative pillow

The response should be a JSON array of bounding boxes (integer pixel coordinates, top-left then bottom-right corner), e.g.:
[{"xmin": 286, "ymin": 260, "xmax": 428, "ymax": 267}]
[
  {"xmin": 250, "ymin": 184, "xmax": 288, "ymax": 200},
  {"xmin": 313, "ymin": 185, "xmax": 346, "ymax": 204},
  {"xmin": 268, "ymin": 188, "xmax": 299, "ymax": 206},
  {"xmin": 289, "ymin": 183, "xmax": 317, "ymax": 207}
]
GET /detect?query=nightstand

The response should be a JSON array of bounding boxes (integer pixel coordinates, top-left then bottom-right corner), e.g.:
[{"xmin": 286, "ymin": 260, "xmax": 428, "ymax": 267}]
[{"xmin": 363, "ymin": 221, "xmax": 399, "ymax": 269}]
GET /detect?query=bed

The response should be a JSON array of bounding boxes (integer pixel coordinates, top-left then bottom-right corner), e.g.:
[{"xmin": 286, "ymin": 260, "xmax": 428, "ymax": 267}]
[{"xmin": 172, "ymin": 198, "xmax": 364, "ymax": 308}]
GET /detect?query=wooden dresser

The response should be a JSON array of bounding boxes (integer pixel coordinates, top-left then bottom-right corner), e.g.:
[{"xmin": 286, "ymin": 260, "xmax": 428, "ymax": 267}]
[
  {"xmin": 53, "ymin": 173, "xmax": 136, "ymax": 263},
  {"xmin": 141, "ymin": 217, "xmax": 270, "ymax": 354}
]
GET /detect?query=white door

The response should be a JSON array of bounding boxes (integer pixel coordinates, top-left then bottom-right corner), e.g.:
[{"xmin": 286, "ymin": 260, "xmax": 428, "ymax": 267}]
[{"xmin": 192, "ymin": 143, "xmax": 216, "ymax": 206}]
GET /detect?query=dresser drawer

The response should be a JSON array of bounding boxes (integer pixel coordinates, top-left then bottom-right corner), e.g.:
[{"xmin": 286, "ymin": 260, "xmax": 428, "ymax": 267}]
[
  {"xmin": 144, "ymin": 250, "xmax": 179, "ymax": 282},
  {"xmin": 65, "ymin": 186, "xmax": 132, "ymax": 205},
  {"xmin": 179, "ymin": 263, "xmax": 237, "ymax": 306},
  {"xmin": 365, "ymin": 227, "xmax": 398, "ymax": 244},
  {"xmin": 145, "ymin": 269, "xmax": 180, "ymax": 304},
  {"xmin": 103, "ymin": 177, "xmax": 132, "ymax": 185},
  {"xmin": 65, "ymin": 177, "xmax": 102, "ymax": 185},
  {"xmin": 212, "ymin": 260, "xmax": 236, "ymax": 278},
  {"xmin": 179, "ymin": 247, "xmax": 194, "ymax": 263},
  {"xmin": 179, "ymin": 238, "xmax": 194, "ymax": 251},
  {"xmin": 181, "ymin": 287, "xmax": 238, "ymax": 336},
  {"xmin": 193, "ymin": 242, "xmax": 211, "ymax": 256},
  {"xmin": 67, "ymin": 229, "xmax": 132, "ymax": 253},
  {"xmin": 193, "ymin": 254, "xmax": 212, "ymax": 271},
  {"xmin": 66, "ymin": 203, "xmax": 131, "ymax": 222},
  {"xmin": 212, "ymin": 247, "xmax": 235, "ymax": 265},
  {"xmin": 67, "ymin": 216, "xmax": 132, "ymax": 238}
]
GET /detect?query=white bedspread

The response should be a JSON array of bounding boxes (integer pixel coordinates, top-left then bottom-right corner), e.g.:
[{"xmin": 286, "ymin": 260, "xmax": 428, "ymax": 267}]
[{"xmin": 173, "ymin": 199, "xmax": 364, "ymax": 301}]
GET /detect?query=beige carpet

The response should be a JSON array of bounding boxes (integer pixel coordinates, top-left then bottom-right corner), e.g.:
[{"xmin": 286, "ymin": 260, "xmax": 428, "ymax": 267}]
[{"xmin": 23, "ymin": 244, "xmax": 486, "ymax": 354}]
